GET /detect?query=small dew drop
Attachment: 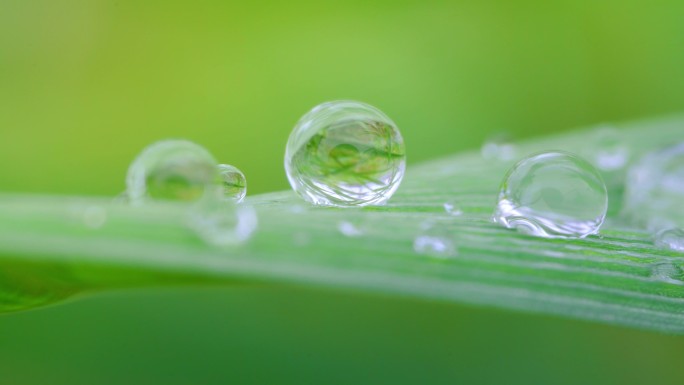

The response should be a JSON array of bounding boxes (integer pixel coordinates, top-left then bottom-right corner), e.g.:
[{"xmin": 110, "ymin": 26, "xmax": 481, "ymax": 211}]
[
  {"xmin": 592, "ymin": 126, "xmax": 629, "ymax": 171},
  {"xmin": 337, "ymin": 221, "xmax": 364, "ymax": 237},
  {"xmin": 187, "ymin": 198, "xmax": 258, "ymax": 247},
  {"xmin": 284, "ymin": 100, "xmax": 406, "ymax": 207},
  {"xmin": 651, "ymin": 261, "xmax": 684, "ymax": 285},
  {"xmin": 443, "ymin": 200, "xmax": 463, "ymax": 216},
  {"xmin": 654, "ymin": 228, "xmax": 684, "ymax": 252},
  {"xmin": 493, "ymin": 151, "xmax": 608, "ymax": 238},
  {"xmin": 481, "ymin": 133, "xmax": 517, "ymax": 162},
  {"xmin": 126, "ymin": 139, "xmax": 221, "ymax": 204},
  {"xmin": 217, "ymin": 164, "xmax": 247, "ymax": 203},
  {"xmin": 413, "ymin": 235, "xmax": 457, "ymax": 258}
]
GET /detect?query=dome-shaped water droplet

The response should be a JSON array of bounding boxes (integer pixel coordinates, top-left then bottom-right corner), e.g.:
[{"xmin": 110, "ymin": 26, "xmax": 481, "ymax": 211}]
[
  {"xmin": 443, "ymin": 200, "xmax": 463, "ymax": 216},
  {"xmin": 654, "ymin": 228, "xmax": 684, "ymax": 252},
  {"xmin": 481, "ymin": 133, "xmax": 517, "ymax": 162},
  {"xmin": 337, "ymin": 220, "xmax": 364, "ymax": 237},
  {"xmin": 591, "ymin": 126, "xmax": 629, "ymax": 171},
  {"xmin": 651, "ymin": 261, "xmax": 684, "ymax": 285},
  {"xmin": 413, "ymin": 235, "xmax": 456, "ymax": 258},
  {"xmin": 187, "ymin": 198, "xmax": 258, "ymax": 246},
  {"xmin": 126, "ymin": 139, "xmax": 220, "ymax": 203},
  {"xmin": 217, "ymin": 164, "xmax": 247, "ymax": 203},
  {"xmin": 413, "ymin": 220, "xmax": 457, "ymax": 258},
  {"xmin": 622, "ymin": 142, "xmax": 684, "ymax": 231},
  {"xmin": 284, "ymin": 100, "xmax": 406, "ymax": 207},
  {"xmin": 493, "ymin": 151, "xmax": 608, "ymax": 238}
]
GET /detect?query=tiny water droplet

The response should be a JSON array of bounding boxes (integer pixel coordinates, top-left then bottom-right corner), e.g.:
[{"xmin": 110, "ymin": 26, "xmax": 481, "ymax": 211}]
[
  {"xmin": 654, "ymin": 228, "xmax": 684, "ymax": 252},
  {"xmin": 284, "ymin": 100, "xmax": 406, "ymax": 207},
  {"xmin": 481, "ymin": 133, "xmax": 517, "ymax": 162},
  {"xmin": 337, "ymin": 221, "xmax": 364, "ymax": 237},
  {"xmin": 413, "ymin": 235, "xmax": 457, "ymax": 258},
  {"xmin": 443, "ymin": 200, "xmax": 463, "ymax": 216},
  {"xmin": 623, "ymin": 142, "xmax": 684, "ymax": 231},
  {"xmin": 127, "ymin": 139, "xmax": 220, "ymax": 204},
  {"xmin": 651, "ymin": 261, "xmax": 684, "ymax": 285},
  {"xmin": 493, "ymin": 151, "xmax": 608, "ymax": 238},
  {"xmin": 82, "ymin": 205, "xmax": 107, "ymax": 229},
  {"xmin": 217, "ymin": 164, "xmax": 247, "ymax": 203},
  {"xmin": 591, "ymin": 126, "xmax": 629, "ymax": 171},
  {"xmin": 187, "ymin": 198, "xmax": 258, "ymax": 246}
]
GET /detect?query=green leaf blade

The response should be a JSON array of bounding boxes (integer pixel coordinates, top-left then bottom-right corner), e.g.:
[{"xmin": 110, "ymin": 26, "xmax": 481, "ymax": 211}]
[{"xmin": 1, "ymin": 115, "xmax": 683, "ymax": 333}]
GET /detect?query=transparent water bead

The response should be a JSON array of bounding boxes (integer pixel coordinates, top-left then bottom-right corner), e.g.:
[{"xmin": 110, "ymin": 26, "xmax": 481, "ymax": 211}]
[
  {"xmin": 654, "ymin": 228, "xmax": 684, "ymax": 252},
  {"xmin": 126, "ymin": 139, "xmax": 220, "ymax": 203},
  {"xmin": 493, "ymin": 151, "xmax": 608, "ymax": 238},
  {"xmin": 443, "ymin": 200, "xmax": 463, "ymax": 216},
  {"xmin": 591, "ymin": 126, "xmax": 629, "ymax": 171},
  {"xmin": 651, "ymin": 261, "xmax": 684, "ymax": 285},
  {"xmin": 284, "ymin": 100, "xmax": 406, "ymax": 207},
  {"xmin": 622, "ymin": 142, "xmax": 684, "ymax": 231},
  {"xmin": 188, "ymin": 198, "xmax": 258, "ymax": 247},
  {"xmin": 481, "ymin": 133, "xmax": 517, "ymax": 162},
  {"xmin": 413, "ymin": 220, "xmax": 458, "ymax": 258},
  {"xmin": 337, "ymin": 220, "xmax": 364, "ymax": 237},
  {"xmin": 413, "ymin": 236, "xmax": 457, "ymax": 258},
  {"xmin": 218, "ymin": 164, "xmax": 247, "ymax": 203}
]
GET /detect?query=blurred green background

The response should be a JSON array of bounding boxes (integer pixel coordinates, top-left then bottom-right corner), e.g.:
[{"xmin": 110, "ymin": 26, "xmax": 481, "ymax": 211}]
[
  {"xmin": 3, "ymin": 0, "xmax": 684, "ymax": 196},
  {"xmin": 1, "ymin": 0, "xmax": 684, "ymax": 384}
]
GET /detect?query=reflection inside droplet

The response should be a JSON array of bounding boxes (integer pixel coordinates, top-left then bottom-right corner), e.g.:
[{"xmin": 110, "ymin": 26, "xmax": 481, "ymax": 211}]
[
  {"xmin": 284, "ymin": 100, "xmax": 406, "ymax": 207},
  {"xmin": 126, "ymin": 139, "xmax": 221, "ymax": 204}
]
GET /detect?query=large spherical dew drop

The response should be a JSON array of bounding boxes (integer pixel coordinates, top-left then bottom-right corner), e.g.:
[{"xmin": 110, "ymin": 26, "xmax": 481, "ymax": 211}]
[{"xmin": 284, "ymin": 100, "xmax": 406, "ymax": 207}]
